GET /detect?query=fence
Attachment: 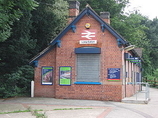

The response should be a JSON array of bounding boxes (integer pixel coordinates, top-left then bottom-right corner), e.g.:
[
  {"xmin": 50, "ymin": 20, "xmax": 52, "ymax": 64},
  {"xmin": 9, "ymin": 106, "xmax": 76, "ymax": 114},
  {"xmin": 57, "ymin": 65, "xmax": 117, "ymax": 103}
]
[
  {"xmin": 135, "ymin": 82, "xmax": 150, "ymax": 101},
  {"xmin": 122, "ymin": 82, "xmax": 150, "ymax": 103},
  {"xmin": 143, "ymin": 78, "xmax": 158, "ymax": 87}
]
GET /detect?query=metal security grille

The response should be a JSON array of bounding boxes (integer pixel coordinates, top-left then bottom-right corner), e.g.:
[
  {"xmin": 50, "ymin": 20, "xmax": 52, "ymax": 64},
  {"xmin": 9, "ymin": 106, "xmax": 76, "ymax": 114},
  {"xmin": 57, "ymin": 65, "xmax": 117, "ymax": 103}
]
[{"xmin": 77, "ymin": 54, "xmax": 100, "ymax": 82}]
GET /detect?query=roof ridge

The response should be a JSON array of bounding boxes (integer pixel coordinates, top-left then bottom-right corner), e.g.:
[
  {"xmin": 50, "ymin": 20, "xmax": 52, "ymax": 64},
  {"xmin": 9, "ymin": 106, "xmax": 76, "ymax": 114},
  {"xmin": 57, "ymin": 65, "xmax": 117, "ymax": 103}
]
[{"xmin": 30, "ymin": 6, "xmax": 129, "ymax": 65}]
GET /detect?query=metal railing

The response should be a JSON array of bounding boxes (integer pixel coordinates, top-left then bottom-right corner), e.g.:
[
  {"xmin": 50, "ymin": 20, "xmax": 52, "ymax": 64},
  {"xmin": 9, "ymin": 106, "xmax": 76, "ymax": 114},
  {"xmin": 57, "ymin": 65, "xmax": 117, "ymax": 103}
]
[{"xmin": 135, "ymin": 82, "xmax": 150, "ymax": 101}]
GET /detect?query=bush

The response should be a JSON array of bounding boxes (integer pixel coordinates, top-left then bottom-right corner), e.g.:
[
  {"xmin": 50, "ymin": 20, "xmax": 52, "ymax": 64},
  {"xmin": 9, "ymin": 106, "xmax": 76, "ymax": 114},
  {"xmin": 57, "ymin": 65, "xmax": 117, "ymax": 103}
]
[{"xmin": 0, "ymin": 65, "xmax": 34, "ymax": 98}]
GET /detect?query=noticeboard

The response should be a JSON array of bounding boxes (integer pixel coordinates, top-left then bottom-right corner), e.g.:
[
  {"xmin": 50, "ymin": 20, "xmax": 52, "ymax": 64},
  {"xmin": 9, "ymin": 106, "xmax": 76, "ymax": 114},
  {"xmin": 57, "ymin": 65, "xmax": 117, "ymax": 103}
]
[
  {"xmin": 107, "ymin": 68, "xmax": 120, "ymax": 80},
  {"xmin": 59, "ymin": 66, "xmax": 71, "ymax": 85},
  {"xmin": 42, "ymin": 67, "xmax": 53, "ymax": 85}
]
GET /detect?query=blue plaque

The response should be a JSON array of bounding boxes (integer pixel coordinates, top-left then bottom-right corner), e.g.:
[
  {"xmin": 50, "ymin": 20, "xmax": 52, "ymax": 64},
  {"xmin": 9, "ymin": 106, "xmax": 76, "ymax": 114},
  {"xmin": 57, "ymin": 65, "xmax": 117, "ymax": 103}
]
[{"xmin": 108, "ymin": 68, "xmax": 120, "ymax": 80}]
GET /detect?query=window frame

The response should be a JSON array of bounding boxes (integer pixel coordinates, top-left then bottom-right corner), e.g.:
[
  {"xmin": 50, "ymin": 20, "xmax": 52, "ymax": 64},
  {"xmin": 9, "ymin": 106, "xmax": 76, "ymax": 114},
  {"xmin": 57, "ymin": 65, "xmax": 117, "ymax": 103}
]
[{"xmin": 75, "ymin": 53, "xmax": 101, "ymax": 84}]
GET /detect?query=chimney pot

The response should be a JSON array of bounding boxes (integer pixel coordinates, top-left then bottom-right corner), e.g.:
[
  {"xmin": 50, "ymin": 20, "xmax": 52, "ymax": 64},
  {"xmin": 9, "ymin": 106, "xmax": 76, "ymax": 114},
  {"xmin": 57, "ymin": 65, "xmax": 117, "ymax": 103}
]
[
  {"xmin": 69, "ymin": 1, "xmax": 80, "ymax": 10},
  {"xmin": 68, "ymin": 0, "xmax": 80, "ymax": 23},
  {"xmin": 100, "ymin": 12, "xmax": 110, "ymax": 24}
]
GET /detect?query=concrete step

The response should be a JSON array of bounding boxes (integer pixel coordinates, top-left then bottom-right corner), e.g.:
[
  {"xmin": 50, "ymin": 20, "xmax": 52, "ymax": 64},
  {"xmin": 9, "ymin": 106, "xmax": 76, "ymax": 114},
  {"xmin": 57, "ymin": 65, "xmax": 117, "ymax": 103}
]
[{"xmin": 122, "ymin": 98, "xmax": 150, "ymax": 104}]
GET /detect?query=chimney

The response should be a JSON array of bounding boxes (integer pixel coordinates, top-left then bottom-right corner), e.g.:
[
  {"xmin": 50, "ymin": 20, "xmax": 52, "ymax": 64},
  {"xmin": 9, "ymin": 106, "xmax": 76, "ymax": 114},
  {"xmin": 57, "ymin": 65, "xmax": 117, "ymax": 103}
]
[
  {"xmin": 100, "ymin": 12, "xmax": 110, "ymax": 24},
  {"xmin": 68, "ymin": 0, "xmax": 80, "ymax": 23}
]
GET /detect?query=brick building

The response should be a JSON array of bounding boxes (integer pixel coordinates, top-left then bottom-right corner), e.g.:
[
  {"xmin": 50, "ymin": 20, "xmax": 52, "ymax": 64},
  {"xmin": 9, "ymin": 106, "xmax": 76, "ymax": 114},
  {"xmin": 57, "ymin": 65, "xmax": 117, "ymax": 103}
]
[{"xmin": 30, "ymin": 1, "xmax": 142, "ymax": 102}]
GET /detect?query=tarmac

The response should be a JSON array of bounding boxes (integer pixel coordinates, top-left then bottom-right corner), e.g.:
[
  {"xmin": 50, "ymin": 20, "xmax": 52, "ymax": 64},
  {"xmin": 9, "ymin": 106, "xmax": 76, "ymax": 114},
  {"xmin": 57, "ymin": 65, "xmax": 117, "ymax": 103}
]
[{"xmin": 0, "ymin": 87, "xmax": 158, "ymax": 118}]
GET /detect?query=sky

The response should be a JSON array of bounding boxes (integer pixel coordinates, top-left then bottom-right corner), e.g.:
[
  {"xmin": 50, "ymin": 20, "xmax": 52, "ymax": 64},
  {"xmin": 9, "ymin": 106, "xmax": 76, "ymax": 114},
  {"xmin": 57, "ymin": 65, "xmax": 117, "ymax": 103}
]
[{"xmin": 125, "ymin": 0, "xmax": 158, "ymax": 19}]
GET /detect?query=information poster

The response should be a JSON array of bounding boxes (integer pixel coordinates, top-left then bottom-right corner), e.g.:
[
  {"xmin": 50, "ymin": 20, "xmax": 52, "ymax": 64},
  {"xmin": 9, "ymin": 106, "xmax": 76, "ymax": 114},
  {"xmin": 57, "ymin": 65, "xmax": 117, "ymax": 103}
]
[
  {"xmin": 42, "ymin": 67, "xmax": 53, "ymax": 85},
  {"xmin": 107, "ymin": 68, "xmax": 120, "ymax": 81},
  {"xmin": 59, "ymin": 66, "xmax": 71, "ymax": 85}
]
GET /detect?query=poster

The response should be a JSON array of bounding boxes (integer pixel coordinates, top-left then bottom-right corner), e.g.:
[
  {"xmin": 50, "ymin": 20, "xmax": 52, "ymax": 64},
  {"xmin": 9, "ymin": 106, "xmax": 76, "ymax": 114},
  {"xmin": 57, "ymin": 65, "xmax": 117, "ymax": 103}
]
[
  {"xmin": 42, "ymin": 67, "xmax": 53, "ymax": 85},
  {"xmin": 107, "ymin": 68, "xmax": 120, "ymax": 81},
  {"xmin": 59, "ymin": 66, "xmax": 71, "ymax": 85}
]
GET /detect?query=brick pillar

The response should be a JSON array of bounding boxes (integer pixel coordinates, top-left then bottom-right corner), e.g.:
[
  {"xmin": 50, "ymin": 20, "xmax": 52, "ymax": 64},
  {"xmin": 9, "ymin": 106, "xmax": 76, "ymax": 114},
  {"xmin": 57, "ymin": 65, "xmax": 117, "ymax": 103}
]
[
  {"xmin": 68, "ymin": 0, "xmax": 80, "ymax": 23},
  {"xmin": 100, "ymin": 12, "xmax": 110, "ymax": 24}
]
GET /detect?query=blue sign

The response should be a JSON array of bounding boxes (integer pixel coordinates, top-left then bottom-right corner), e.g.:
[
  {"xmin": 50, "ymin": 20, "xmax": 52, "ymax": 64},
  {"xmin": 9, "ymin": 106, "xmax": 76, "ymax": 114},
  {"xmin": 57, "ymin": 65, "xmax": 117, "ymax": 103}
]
[
  {"xmin": 130, "ymin": 60, "xmax": 141, "ymax": 63},
  {"xmin": 127, "ymin": 57, "xmax": 141, "ymax": 63},
  {"xmin": 108, "ymin": 68, "xmax": 120, "ymax": 80},
  {"xmin": 127, "ymin": 57, "xmax": 138, "ymax": 60}
]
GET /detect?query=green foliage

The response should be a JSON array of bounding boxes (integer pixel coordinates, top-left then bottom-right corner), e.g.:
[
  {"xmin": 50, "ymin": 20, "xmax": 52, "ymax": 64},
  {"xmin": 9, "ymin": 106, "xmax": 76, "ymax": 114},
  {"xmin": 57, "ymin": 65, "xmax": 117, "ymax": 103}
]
[
  {"xmin": 0, "ymin": 9, "xmax": 36, "ymax": 74},
  {"xmin": 32, "ymin": 110, "xmax": 47, "ymax": 118},
  {"xmin": 0, "ymin": 0, "xmax": 68, "ymax": 98},
  {"xmin": 0, "ymin": 109, "xmax": 31, "ymax": 114},
  {"xmin": 144, "ymin": 18, "xmax": 158, "ymax": 70},
  {"xmin": 31, "ymin": 0, "xmax": 68, "ymax": 51},
  {"xmin": 0, "ymin": 107, "xmax": 47, "ymax": 118},
  {"xmin": 0, "ymin": 65, "xmax": 34, "ymax": 98},
  {"xmin": 53, "ymin": 108, "xmax": 92, "ymax": 110},
  {"xmin": 0, "ymin": 0, "xmax": 38, "ymax": 42},
  {"xmin": 1, "ymin": 0, "xmax": 158, "ymax": 98},
  {"xmin": 153, "ymin": 69, "xmax": 158, "ymax": 78},
  {"xmin": 112, "ymin": 14, "xmax": 148, "ymax": 47},
  {"xmin": 77, "ymin": 0, "xmax": 129, "ymax": 17}
]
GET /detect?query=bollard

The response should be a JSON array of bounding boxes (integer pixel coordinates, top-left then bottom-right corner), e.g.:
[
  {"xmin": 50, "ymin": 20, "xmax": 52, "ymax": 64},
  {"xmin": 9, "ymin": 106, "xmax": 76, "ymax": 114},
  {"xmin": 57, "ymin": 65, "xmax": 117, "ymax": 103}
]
[{"xmin": 31, "ymin": 80, "xmax": 34, "ymax": 97}]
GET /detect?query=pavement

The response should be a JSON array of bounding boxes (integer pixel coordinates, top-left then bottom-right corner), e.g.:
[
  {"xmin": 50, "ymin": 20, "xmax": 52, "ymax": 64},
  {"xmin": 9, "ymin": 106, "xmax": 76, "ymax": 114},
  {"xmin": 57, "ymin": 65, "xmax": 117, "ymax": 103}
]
[
  {"xmin": 122, "ymin": 85, "xmax": 150, "ymax": 104},
  {"xmin": 0, "ymin": 87, "xmax": 158, "ymax": 118}
]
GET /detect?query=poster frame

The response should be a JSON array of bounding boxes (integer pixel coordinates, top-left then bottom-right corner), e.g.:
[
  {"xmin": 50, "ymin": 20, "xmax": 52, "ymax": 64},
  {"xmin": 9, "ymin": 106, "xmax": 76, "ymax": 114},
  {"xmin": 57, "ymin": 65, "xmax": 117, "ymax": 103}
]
[
  {"xmin": 107, "ymin": 68, "xmax": 121, "ymax": 81},
  {"xmin": 59, "ymin": 66, "xmax": 72, "ymax": 86},
  {"xmin": 41, "ymin": 66, "xmax": 53, "ymax": 85}
]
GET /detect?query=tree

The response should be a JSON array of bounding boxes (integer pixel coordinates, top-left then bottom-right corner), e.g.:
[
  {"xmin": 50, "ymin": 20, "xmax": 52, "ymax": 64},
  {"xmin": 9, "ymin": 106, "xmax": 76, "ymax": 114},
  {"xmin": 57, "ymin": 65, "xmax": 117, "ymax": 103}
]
[
  {"xmin": 31, "ymin": 0, "xmax": 68, "ymax": 51},
  {"xmin": 77, "ymin": 0, "xmax": 129, "ymax": 18},
  {"xmin": 112, "ymin": 13, "xmax": 148, "ymax": 46},
  {"xmin": 0, "ymin": 0, "xmax": 68, "ymax": 98},
  {"xmin": 0, "ymin": 8, "xmax": 36, "ymax": 73},
  {"xmin": 144, "ymin": 18, "xmax": 158, "ymax": 73},
  {"xmin": 0, "ymin": 0, "xmax": 36, "ymax": 97},
  {"xmin": 0, "ymin": 0, "xmax": 38, "ymax": 42}
]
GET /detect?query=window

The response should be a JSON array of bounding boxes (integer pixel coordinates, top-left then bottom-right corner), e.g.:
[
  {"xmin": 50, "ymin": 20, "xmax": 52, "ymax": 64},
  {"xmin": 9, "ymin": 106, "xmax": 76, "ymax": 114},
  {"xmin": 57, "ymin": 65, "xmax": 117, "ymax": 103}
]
[{"xmin": 76, "ymin": 54, "xmax": 100, "ymax": 82}]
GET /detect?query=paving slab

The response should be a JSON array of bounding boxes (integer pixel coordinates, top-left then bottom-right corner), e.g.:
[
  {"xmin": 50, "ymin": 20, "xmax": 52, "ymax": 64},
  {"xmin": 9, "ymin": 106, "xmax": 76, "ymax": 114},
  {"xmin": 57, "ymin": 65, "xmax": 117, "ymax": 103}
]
[
  {"xmin": 44, "ymin": 108, "xmax": 106, "ymax": 118},
  {"xmin": 0, "ymin": 103, "xmax": 26, "ymax": 112},
  {"xmin": 0, "ymin": 87, "xmax": 158, "ymax": 118},
  {"xmin": 0, "ymin": 112, "xmax": 35, "ymax": 118}
]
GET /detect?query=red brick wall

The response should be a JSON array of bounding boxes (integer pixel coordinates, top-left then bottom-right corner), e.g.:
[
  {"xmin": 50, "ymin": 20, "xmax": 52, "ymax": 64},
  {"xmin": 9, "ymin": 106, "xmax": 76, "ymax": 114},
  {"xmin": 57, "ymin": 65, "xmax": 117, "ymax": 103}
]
[
  {"xmin": 125, "ymin": 84, "xmax": 141, "ymax": 97},
  {"xmin": 34, "ymin": 48, "xmax": 56, "ymax": 97},
  {"xmin": 34, "ymin": 14, "xmax": 123, "ymax": 101},
  {"xmin": 122, "ymin": 85, "xmax": 125, "ymax": 98},
  {"xmin": 56, "ymin": 85, "xmax": 122, "ymax": 102}
]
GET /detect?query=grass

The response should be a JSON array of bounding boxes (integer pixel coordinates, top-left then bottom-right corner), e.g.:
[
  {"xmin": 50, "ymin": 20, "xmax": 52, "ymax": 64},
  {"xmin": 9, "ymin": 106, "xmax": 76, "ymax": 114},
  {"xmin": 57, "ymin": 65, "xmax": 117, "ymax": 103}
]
[
  {"xmin": 0, "ymin": 107, "xmax": 47, "ymax": 118},
  {"xmin": 0, "ymin": 109, "xmax": 31, "ymax": 114},
  {"xmin": 53, "ymin": 107, "xmax": 92, "ymax": 110},
  {"xmin": 32, "ymin": 110, "xmax": 47, "ymax": 118},
  {"xmin": 0, "ymin": 107, "xmax": 92, "ymax": 118}
]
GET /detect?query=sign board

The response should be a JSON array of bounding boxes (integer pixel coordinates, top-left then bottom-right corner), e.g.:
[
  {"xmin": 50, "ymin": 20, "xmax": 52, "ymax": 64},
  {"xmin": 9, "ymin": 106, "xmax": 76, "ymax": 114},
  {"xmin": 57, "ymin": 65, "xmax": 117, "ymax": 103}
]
[
  {"xmin": 127, "ymin": 57, "xmax": 141, "ymax": 63},
  {"xmin": 80, "ymin": 30, "xmax": 97, "ymax": 44},
  {"xmin": 127, "ymin": 57, "xmax": 139, "ymax": 60},
  {"xmin": 80, "ymin": 40, "xmax": 97, "ymax": 44},
  {"xmin": 42, "ymin": 67, "xmax": 53, "ymax": 85},
  {"xmin": 107, "ymin": 68, "xmax": 120, "ymax": 80},
  {"xmin": 130, "ymin": 60, "xmax": 141, "ymax": 63},
  {"xmin": 59, "ymin": 66, "xmax": 71, "ymax": 85}
]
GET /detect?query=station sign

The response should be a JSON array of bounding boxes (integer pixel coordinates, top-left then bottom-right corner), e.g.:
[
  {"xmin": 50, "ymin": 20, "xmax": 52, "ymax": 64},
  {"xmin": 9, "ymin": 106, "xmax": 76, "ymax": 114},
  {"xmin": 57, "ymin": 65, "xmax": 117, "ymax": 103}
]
[
  {"xmin": 127, "ymin": 57, "xmax": 141, "ymax": 63},
  {"xmin": 80, "ymin": 30, "xmax": 97, "ymax": 44}
]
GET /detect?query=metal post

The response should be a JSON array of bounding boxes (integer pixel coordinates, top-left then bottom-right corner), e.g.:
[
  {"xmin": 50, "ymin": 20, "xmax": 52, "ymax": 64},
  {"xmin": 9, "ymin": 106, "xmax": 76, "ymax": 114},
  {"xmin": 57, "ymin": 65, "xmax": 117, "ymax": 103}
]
[{"xmin": 31, "ymin": 80, "xmax": 34, "ymax": 97}]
